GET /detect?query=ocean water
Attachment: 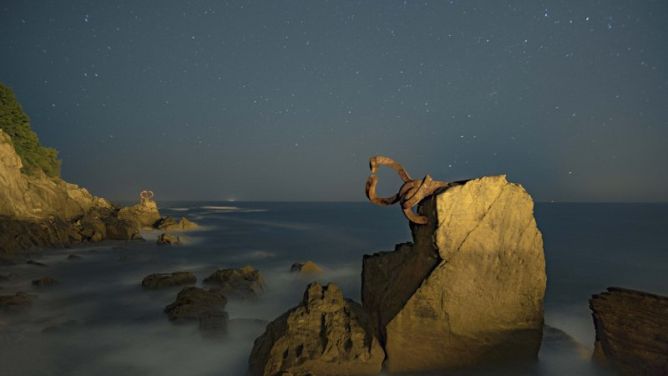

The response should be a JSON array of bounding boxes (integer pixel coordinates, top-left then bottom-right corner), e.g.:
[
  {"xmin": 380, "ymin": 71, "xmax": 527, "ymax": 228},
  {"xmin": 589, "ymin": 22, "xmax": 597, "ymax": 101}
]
[{"xmin": 0, "ymin": 202, "xmax": 666, "ymax": 376}]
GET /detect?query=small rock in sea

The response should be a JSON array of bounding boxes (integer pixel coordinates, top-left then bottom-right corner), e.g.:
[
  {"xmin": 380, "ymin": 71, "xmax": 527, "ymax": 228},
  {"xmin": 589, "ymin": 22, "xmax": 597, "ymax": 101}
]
[
  {"xmin": 32, "ymin": 276, "xmax": 59, "ymax": 287},
  {"xmin": 248, "ymin": 282, "xmax": 384, "ymax": 376},
  {"xmin": 203, "ymin": 266, "xmax": 264, "ymax": 298},
  {"xmin": 290, "ymin": 260, "xmax": 323, "ymax": 274},
  {"xmin": 154, "ymin": 216, "xmax": 199, "ymax": 232},
  {"xmin": 26, "ymin": 259, "xmax": 47, "ymax": 267},
  {"xmin": 157, "ymin": 233, "xmax": 181, "ymax": 245},
  {"xmin": 0, "ymin": 292, "xmax": 35, "ymax": 313},
  {"xmin": 164, "ymin": 287, "xmax": 228, "ymax": 336},
  {"xmin": 66, "ymin": 254, "xmax": 82, "ymax": 260},
  {"xmin": 142, "ymin": 272, "xmax": 197, "ymax": 289},
  {"xmin": 42, "ymin": 319, "xmax": 79, "ymax": 334}
]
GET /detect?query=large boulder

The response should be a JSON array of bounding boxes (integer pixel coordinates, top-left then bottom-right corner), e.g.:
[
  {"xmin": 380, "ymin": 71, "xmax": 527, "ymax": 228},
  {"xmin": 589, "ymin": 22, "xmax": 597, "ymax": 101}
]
[
  {"xmin": 164, "ymin": 287, "xmax": 228, "ymax": 336},
  {"xmin": 248, "ymin": 282, "xmax": 385, "ymax": 376},
  {"xmin": 362, "ymin": 175, "xmax": 546, "ymax": 373},
  {"xmin": 118, "ymin": 198, "xmax": 161, "ymax": 228},
  {"xmin": 203, "ymin": 266, "xmax": 264, "ymax": 298},
  {"xmin": 290, "ymin": 261, "xmax": 323, "ymax": 275},
  {"xmin": 590, "ymin": 287, "xmax": 668, "ymax": 375}
]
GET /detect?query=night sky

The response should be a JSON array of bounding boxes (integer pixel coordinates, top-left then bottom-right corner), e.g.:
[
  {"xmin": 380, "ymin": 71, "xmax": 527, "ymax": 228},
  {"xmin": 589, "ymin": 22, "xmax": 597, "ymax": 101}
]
[{"xmin": 0, "ymin": 1, "xmax": 666, "ymax": 202}]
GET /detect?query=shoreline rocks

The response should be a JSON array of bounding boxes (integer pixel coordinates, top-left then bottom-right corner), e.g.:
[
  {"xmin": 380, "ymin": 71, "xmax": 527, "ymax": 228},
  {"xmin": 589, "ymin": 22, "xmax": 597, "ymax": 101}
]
[
  {"xmin": 362, "ymin": 175, "xmax": 546, "ymax": 373},
  {"xmin": 0, "ymin": 292, "xmax": 35, "ymax": 313},
  {"xmin": 32, "ymin": 276, "xmax": 59, "ymax": 287},
  {"xmin": 154, "ymin": 216, "xmax": 198, "ymax": 232},
  {"xmin": 590, "ymin": 287, "xmax": 668, "ymax": 375},
  {"xmin": 157, "ymin": 233, "xmax": 181, "ymax": 245},
  {"xmin": 248, "ymin": 282, "xmax": 385, "ymax": 376}
]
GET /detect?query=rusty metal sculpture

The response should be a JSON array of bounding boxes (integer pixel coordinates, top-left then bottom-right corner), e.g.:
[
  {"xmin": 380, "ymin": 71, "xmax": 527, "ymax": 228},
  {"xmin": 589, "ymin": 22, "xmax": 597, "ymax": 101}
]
[
  {"xmin": 140, "ymin": 190, "xmax": 154, "ymax": 205},
  {"xmin": 365, "ymin": 156, "xmax": 450, "ymax": 225}
]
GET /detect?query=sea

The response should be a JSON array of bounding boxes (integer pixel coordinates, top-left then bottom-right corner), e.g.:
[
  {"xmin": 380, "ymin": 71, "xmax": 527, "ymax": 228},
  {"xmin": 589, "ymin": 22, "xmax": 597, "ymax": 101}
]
[{"xmin": 0, "ymin": 202, "xmax": 666, "ymax": 376}]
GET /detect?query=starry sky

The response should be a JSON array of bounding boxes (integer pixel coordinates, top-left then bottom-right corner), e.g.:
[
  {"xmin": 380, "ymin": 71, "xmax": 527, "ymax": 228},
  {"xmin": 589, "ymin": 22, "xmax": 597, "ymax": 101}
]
[{"xmin": 0, "ymin": 0, "xmax": 666, "ymax": 202}]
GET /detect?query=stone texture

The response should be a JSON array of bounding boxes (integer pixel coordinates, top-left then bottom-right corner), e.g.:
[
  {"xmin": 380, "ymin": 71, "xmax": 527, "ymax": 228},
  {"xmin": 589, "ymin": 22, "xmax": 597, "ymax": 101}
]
[
  {"xmin": 290, "ymin": 261, "xmax": 323, "ymax": 274},
  {"xmin": 248, "ymin": 282, "xmax": 385, "ymax": 376},
  {"xmin": 590, "ymin": 287, "xmax": 668, "ymax": 376},
  {"xmin": 203, "ymin": 265, "xmax": 264, "ymax": 298},
  {"xmin": 362, "ymin": 175, "xmax": 546, "ymax": 373},
  {"xmin": 156, "ymin": 233, "xmax": 181, "ymax": 245},
  {"xmin": 118, "ymin": 198, "xmax": 161, "ymax": 228},
  {"xmin": 142, "ymin": 272, "xmax": 197, "ymax": 289},
  {"xmin": 154, "ymin": 216, "xmax": 199, "ymax": 232},
  {"xmin": 164, "ymin": 287, "xmax": 228, "ymax": 336}
]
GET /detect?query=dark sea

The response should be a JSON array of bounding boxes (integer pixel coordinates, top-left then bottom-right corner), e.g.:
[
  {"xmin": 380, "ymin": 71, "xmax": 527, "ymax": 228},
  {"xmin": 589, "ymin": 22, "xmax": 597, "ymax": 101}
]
[{"xmin": 1, "ymin": 202, "xmax": 666, "ymax": 376}]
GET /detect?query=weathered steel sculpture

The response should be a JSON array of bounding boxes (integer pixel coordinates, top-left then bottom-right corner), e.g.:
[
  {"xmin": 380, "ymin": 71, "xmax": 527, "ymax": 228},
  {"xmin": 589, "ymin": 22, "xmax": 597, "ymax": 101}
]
[{"xmin": 365, "ymin": 156, "xmax": 450, "ymax": 224}]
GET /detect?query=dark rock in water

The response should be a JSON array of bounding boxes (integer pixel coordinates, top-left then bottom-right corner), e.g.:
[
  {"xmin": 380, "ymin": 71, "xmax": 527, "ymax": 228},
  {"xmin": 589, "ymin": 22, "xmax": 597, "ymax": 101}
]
[
  {"xmin": 164, "ymin": 287, "xmax": 228, "ymax": 336},
  {"xmin": 154, "ymin": 216, "xmax": 198, "ymax": 232},
  {"xmin": 0, "ymin": 273, "xmax": 13, "ymax": 282},
  {"xmin": 142, "ymin": 272, "xmax": 197, "ymax": 289},
  {"xmin": 156, "ymin": 233, "xmax": 181, "ymax": 245},
  {"xmin": 590, "ymin": 287, "xmax": 668, "ymax": 375},
  {"xmin": 26, "ymin": 259, "xmax": 47, "ymax": 267},
  {"xmin": 203, "ymin": 265, "xmax": 264, "ymax": 298},
  {"xmin": 66, "ymin": 254, "xmax": 81, "ymax": 260},
  {"xmin": 290, "ymin": 260, "xmax": 323, "ymax": 274},
  {"xmin": 248, "ymin": 282, "xmax": 385, "ymax": 376},
  {"xmin": 32, "ymin": 276, "xmax": 59, "ymax": 287},
  {"xmin": 362, "ymin": 175, "xmax": 546, "ymax": 373},
  {"xmin": 0, "ymin": 292, "xmax": 35, "ymax": 312},
  {"xmin": 42, "ymin": 319, "xmax": 80, "ymax": 334}
]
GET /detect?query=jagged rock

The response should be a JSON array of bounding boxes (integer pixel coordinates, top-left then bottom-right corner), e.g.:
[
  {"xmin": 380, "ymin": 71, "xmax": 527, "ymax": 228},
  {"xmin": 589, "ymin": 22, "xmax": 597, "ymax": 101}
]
[
  {"xmin": 0, "ymin": 216, "xmax": 80, "ymax": 253},
  {"xmin": 32, "ymin": 276, "xmax": 59, "ymax": 287},
  {"xmin": 590, "ymin": 287, "xmax": 668, "ymax": 375},
  {"xmin": 0, "ymin": 292, "xmax": 35, "ymax": 312},
  {"xmin": 290, "ymin": 261, "xmax": 323, "ymax": 274},
  {"xmin": 154, "ymin": 216, "xmax": 199, "ymax": 232},
  {"xmin": 142, "ymin": 272, "xmax": 197, "ymax": 289},
  {"xmin": 156, "ymin": 233, "xmax": 181, "ymax": 245},
  {"xmin": 164, "ymin": 287, "xmax": 228, "ymax": 336},
  {"xmin": 248, "ymin": 282, "xmax": 385, "ymax": 376},
  {"xmin": 203, "ymin": 266, "xmax": 264, "ymax": 298},
  {"xmin": 118, "ymin": 198, "xmax": 161, "ymax": 228},
  {"xmin": 362, "ymin": 175, "xmax": 546, "ymax": 373}
]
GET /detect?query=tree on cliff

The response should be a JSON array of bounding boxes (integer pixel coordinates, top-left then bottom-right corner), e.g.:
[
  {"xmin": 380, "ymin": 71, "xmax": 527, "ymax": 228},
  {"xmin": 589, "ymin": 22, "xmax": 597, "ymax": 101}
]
[{"xmin": 0, "ymin": 82, "xmax": 60, "ymax": 177}]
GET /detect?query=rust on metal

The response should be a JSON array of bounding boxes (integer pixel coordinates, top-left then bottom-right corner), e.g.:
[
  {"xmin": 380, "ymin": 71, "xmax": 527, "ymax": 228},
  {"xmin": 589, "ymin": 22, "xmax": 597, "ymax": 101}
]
[{"xmin": 365, "ymin": 156, "xmax": 449, "ymax": 224}]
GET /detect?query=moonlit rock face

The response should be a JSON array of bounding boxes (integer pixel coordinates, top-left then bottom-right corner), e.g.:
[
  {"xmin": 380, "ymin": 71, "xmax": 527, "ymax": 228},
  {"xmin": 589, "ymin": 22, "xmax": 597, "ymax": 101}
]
[
  {"xmin": 362, "ymin": 175, "xmax": 546, "ymax": 373},
  {"xmin": 248, "ymin": 282, "xmax": 385, "ymax": 376},
  {"xmin": 0, "ymin": 129, "xmax": 110, "ymax": 220}
]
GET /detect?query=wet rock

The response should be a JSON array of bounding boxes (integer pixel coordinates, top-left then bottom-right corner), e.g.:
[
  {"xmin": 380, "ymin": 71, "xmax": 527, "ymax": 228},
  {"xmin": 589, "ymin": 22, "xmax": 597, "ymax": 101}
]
[
  {"xmin": 290, "ymin": 261, "xmax": 323, "ymax": 274},
  {"xmin": 248, "ymin": 282, "xmax": 384, "ymax": 376},
  {"xmin": 157, "ymin": 233, "xmax": 181, "ymax": 245},
  {"xmin": 164, "ymin": 287, "xmax": 228, "ymax": 336},
  {"xmin": 203, "ymin": 265, "xmax": 264, "ymax": 298},
  {"xmin": 26, "ymin": 259, "xmax": 47, "ymax": 267},
  {"xmin": 142, "ymin": 272, "xmax": 197, "ymax": 289},
  {"xmin": 154, "ymin": 216, "xmax": 199, "ymax": 232},
  {"xmin": 0, "ymin": 292, "xmax": 35, "ymax": 312},
  {"xmin": 362, "ymin": 175, "xmax": 546, "ymax": 373},
  {"xmin": 590, "ymin": 287, "xmax": 668, "ymax": 375},
  {"xmin": 67, "ymin": 254, "xmax": 82, "ymax": 260},
  {"xmin": 32, "ymin": 276, "xmax": 59, "ymax": 287}
]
